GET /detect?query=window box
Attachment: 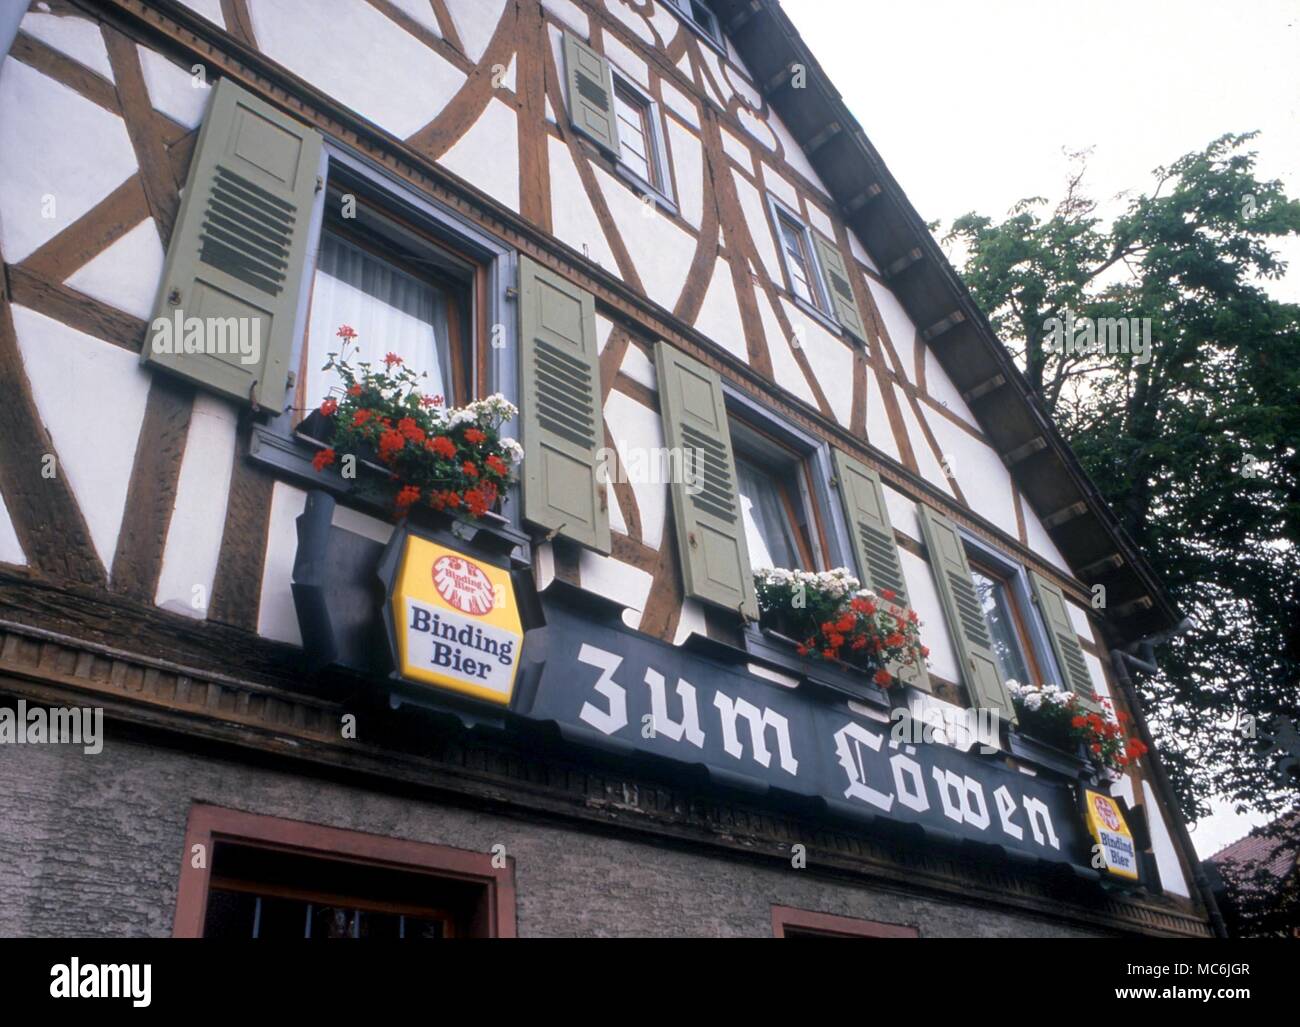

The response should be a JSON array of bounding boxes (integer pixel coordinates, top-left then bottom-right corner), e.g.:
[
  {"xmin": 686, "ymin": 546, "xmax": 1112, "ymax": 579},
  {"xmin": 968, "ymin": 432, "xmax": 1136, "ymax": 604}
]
[
  {"xmin": 1007, "ymin": 727, "xmax": 1093, "ymax": 779},
  {"xmin": 743, "ymin": 623, "xmax": 891, "ymax": 707}
]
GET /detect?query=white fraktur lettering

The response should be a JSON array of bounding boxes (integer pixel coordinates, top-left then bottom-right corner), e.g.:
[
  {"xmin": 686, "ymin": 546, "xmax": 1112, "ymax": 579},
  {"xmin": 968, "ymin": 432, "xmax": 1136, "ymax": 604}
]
[
  {"xmin": 712, "ymin": 693, "xmax": 799, "ymax": 775},
  {"xmin": 994, "ymin": 784, "xmax": 1025, "ymax": 840},
  {"xmin": 644, "ymin": 667, "xmax": 705, "ymax": 747},
  {"xmin": 577, "ymin": 644, "xmax": 628, "ymax": 735},
  {"xmin": 832, "ymin": 721, "xmax": 893, "ymax": 811},
  {"xmin": 931, "ymin": 767, "xmax": 991, "ymax": 831},
  {"xmin": 890, "ymin": 751, "xmax": 930, "ymax": 813},
  {"xmin": 1023, "ymin": 794, "xmax": 1061, "ymax": 849}
]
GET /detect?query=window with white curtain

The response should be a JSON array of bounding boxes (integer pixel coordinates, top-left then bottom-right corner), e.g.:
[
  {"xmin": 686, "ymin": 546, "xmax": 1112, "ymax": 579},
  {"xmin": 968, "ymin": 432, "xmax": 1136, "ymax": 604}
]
[
  {"xmin": 301, "ymin": 229, "xmax": 454, "ymax": 418},
  {"xmin": 734, "ymin": 448, "xmax": 820, "ymax": 572}
]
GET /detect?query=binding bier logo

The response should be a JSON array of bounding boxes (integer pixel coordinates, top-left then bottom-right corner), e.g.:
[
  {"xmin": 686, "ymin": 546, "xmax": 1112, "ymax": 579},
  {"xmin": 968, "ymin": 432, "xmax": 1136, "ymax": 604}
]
[
  {"xmin": 389, "ymin": 535, "xmax": 524, "ymax": 706},
  {"xmin": 433, "ymin": 554, "xmax": 494, "ymax": 615}
]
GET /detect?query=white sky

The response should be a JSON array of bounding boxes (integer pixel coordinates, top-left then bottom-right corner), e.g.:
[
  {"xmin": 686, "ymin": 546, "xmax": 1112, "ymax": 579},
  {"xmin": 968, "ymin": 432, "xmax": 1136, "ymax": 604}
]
[
  {"xmin": 785, "ymin": 0, "xmax": 1300, "ymax": 305},
  {"xmin": 782, "ymin": 0, "xmax": 1299, "ymax": 857}
]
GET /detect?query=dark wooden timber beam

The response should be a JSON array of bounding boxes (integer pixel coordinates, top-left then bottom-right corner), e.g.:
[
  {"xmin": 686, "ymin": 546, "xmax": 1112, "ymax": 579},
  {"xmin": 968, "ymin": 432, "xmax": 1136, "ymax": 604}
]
[
  {"xmin": 843, "ymin": 183, "xmax": 883, "ymax": 214},
  {"xmin": 1077, "ymin": 553, "xmax": 1124, "ymax": 579},
  {"xmin": 1000, "ymin": 437, "xmax": 1048, "ymax": 467},
  {"xmin": 1041, "ymin": 500, "xmax": 1089, "ymax": 529},
  {"xmin": 921, "ymin": 310, "xmax": 967, "ymax": 342},
  {"xmin": 961, "ymin": 373, "xmax": 1006, "ymax": 404},
  {"xmin": 883, "ymin": 247, "xmax": 925, "ymax": 280}
]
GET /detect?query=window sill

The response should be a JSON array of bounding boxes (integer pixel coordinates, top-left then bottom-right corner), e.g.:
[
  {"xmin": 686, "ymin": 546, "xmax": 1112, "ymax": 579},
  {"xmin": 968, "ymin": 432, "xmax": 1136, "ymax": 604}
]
[
  {"xmin": 1006, "ymin": 728, "xmax": 1097, "ymax": 781},
  {"xmin": 612, "ymin": 162, "xmax": 679, "ymax": 218},
  {"xmin": 789, "ymin": 293, "xmax": 846, "ymax": 341},
  {"xmin": 740, "ymin": 623, "xmax": 891, "ymax": 708},
  {"xmin": 248, "ymin": 416, "xmax": 529, "ymax": 564}
]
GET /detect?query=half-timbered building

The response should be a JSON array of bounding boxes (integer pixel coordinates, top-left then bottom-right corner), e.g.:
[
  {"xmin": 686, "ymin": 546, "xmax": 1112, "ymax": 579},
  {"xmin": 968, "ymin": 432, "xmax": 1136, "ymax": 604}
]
[{"xmin": 0, "ymin": 0, "xmax": 1217, "ymax": 937}]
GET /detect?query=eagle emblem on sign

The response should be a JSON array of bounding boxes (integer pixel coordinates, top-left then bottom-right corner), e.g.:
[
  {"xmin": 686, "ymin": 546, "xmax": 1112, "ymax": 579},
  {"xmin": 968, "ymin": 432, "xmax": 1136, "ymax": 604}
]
[{"xmin": 433, "ymin": 555, "xmax": 495, "ymax": 616}]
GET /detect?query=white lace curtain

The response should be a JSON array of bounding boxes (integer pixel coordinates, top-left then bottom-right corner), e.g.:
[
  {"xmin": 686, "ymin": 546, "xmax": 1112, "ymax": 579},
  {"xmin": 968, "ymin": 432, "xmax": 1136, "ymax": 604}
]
[
  {"xmin": 737, "ymin": 459, "xmax": 801, "ymax": 570},
  {"xmin": 304, "ymin": 231, "xmax": 450, "ymax": 413}
]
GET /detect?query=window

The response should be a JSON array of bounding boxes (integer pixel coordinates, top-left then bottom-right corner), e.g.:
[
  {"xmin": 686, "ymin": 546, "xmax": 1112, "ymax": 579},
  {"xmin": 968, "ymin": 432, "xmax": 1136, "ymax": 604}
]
[
  {"xmin": 609, "ymin": 71, "xmax": 674, "ymax": 208},
  {"xmin": 731, "ymin": 417, "xmax": 828, "ymax": 572},
  {"xmin": 174, "ymin": 805, "xmax": 516, "ymax": 938},
  {"xmin": 666, "ymin": 0, "xmax": 725, "ymax": 49},
  {"xmin": 959, "ymin": 536, "xmax": 1058, "ymax": 689},
  {"xmin": 294, "ymin": 180, "xmax": 474, "ymax": 425},
  {"xmin": 770, "ymin": 200, "xmax": 836, "ymax": 322},
  {"xmin": 772, "ymin": 905, "xmax": 919, "ymax": 938},
  {"xmin": 970, "ymin": 561, "xmax": 1039, "ymax": 685}
]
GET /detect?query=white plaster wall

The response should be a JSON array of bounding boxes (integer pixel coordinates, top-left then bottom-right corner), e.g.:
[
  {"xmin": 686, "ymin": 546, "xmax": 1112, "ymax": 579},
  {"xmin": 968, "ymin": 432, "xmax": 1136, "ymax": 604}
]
[
  {"xmin": 866, "ymin": 278, "xmax": 920, "ymax": 382},
  {"xmin": 720, "ymin": 125, "xmax": 753, "ymax": 174},
  {"xmin": 437, "ymin": 97, "xmax": 520, "ymax": 212},
  {"xmin": 899, "ymin": 548, "xmax": 960, "ymax": 683},
  {"xmin": 0, "ymin": 495, "xmax": 26, "ymax": 566},
  {"xmin": 137, "ymin": 45, "xmax": 210, "ymax": 129},
  {"xmin": 665, "ymin": 117, "xmax": 703, "ymax": 229},
  {"xmin": 603, "ymin": 28, "xmax": 649, "ymax": 87},
  {"xmin": 597, "ymin": 163, "xmax": 695, "ymax": 310},
  {"xmin": 735, "ymin": 105, "xmax": 777, "ymax": 154},
  {"xmin": 760, "ymin": 162, "xmax": 798, "ymax": 211},
  {"xmin": 63, "ymin": 218, "xmax": 164, "ymax": 321},
  {"xmin": 16, "ymin": 9, "xmax": 114, "ymax": 81},
  {"xmin": 258, "ymin": 482, "xmax": 308, "ymax": 645},
  {"xmin": 883, "ymin": 484, "xmax": 921, "ymax": 542},
  {"xmin": 896, "ymin": 386, "xmax": 953, "ymax": 497},
  {"xmin": 10, "ymin": 305, "xmax": 151, "ymax": 575},
  {"xmin": 387, "ymin": 0, "xmax": 442, "ymax": 37},
  {"xmin": 578, "ymin": 550, "xmax": 653, "ymax": 626},
  {"xmin": 781, "ymin": 298, "xmax": 853, "ymax": 426},
  {"xmin": 175, "ymin": 0, "xmax": 225, "ymax": 28},
  {"xmin": 756, "ymin": 290, "xmax": 815, "ymax": 407},
  {"xmin": 864, "ymin": 369, "xmax": 900, "ymax": 463},
  {"xmin": 1143, "ymin": 779, "xmax": 1191, "ymax": 897},
  {"xmin": 730, "ymin": 169, "xmax": 780, "ymax": 282},
  {"xmin": 923, "ymin": 349, "xmax": 980, "ymax": 429},
  {"xmin": 0, "ymin": 58, "xmax": 137, "ymax": 264},
  {"xmin": 1021, "ymin": 493, "xmax": 1072, "ymax": 574},
  {"xmin": 443, "ymin": 0, "xmax": 508, "ymax": 62},
  {"xmin": 548, "ymin": 136, "xmax": 619, "ymax": 273},
  {"xmin": 603, "ymin": 389, "xmax": 668, "ymax": 550},
  {"xmin": 692, "ymin": 257, "xmax": 749, "ymax": 363},
  {"xmin": 926, "ymin": 413, "xmax": 1020, "ymax": 537},
  {"xmin": 659, "ymin": 77, "xmax": 698, "ymax": 128},
  {"xmin": 247, "ymin": 0, "xmax": 466, "ymax": 140},
  {"xmin": 541, "ymin": 0, "xmax": 589, "ymax": 38},
  {"xmin": 154, "ymin": 393, "xmax": 238, "ymax": 618},
  {"xmin": 620, "ymin": 344, "xmax": 656, "ymax": 392}
]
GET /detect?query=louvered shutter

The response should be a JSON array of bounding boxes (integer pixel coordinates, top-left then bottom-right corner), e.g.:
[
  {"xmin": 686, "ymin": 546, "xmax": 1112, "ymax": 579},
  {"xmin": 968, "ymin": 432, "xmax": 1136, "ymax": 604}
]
[
  {"xmin": 563, "ymin": 31, "xmax": 620, "ymax": 156},
  {"xmin": 518, "ymin": 255, "xmax": 609, "ymax": 554},
  {"xmin": 654, "ymin": 342, "xmax": 757, "ymax": 619},
  {"xmin": 831, "ymin": 449, "xmax": 930, "ymax": 692},
  {"xmin": 144, "ymin": 77, "xmax": 321, "ymax": 408},
  {"xmin": 811, "ymin": 233, "xmax": 867, "ymax": 342},
  {"xmin": 918, "ymin": 507, "xmax": 1016, "ymax": 725},
  {"xmin": 1030, "ymin": 570, "xmax": 1100, "ymax": 711}
]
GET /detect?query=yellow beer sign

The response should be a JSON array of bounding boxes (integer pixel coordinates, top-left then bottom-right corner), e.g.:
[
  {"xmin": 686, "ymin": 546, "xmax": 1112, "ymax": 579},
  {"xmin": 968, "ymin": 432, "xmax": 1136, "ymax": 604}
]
[
  {"xmin": 1083, "ymin": 789, "xmax": 1139, "ymax": 880},
  {"xmin": 390, "ymin": 535, "xmax": 523, "ymax": 705}
]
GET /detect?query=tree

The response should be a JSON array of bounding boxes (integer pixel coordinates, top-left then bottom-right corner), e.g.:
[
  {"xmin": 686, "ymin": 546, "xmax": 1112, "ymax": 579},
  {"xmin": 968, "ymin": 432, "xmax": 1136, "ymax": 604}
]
[{"xmin": 944, "ymin": 134, "xmax": 1300, "ymax": 823}]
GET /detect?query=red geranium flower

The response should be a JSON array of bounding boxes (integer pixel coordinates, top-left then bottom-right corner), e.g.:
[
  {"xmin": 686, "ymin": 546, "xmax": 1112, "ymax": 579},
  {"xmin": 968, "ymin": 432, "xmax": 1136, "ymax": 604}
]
[
  {"xmin": 336, "ymin": 325, "xmax": 357, "ymax": 341},
  {"xmin": 880, "ymin": 588, "xmax": 896, "ymax": 601},
  {"xmin": 383, "ymin": 352, "xmax": 403, "ymax": 368},
  {"xmin": 462, "ymin": 461, "xmax": 479, "ymax": 478},
  {"xmin": 352, "ymin": 409, "xmax": 373, "ymax": 427},
  {"xmin": 348, "ymin": 384, "xmax": 363, "ymax": 397},
  {"xmin": 397, "ymin": 417, "xmax": 424, "ymax": 443},
  {"xmin": 311, "ymin": 447, "xmax": 336, "ymax": 472},
  {"xmin": 320, "ymin": 398, "xmax": 338, "ymax": 416},
  {"xmin": 378, "ymin": 429, "xmax": 405, "ymax": 461},
  {"xmin": 486, "ymin": 454, "xmax": 508, "ymax": 476},
  {"xmin": 873, "ymin": 669, "xmax": 892, "ymax": 686},
  {"xmin": 463, "ymin": 427, "xmax": 487, "ymax": 445},
  {"xmin": 428, "ymin": 435, "xmax": 456, "ymax": 459},
  {"xmin": 395, "ymin": 485, "xmax": 421, "ymax": 511}
]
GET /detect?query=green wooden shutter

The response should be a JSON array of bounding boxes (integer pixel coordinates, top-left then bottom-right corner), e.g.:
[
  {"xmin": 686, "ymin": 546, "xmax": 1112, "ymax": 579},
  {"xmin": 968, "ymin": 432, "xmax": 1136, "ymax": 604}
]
[
  {"xmin": 144, "ymin": 77, "xmax": 322, "ymax": 408},
  {"xmin": 918, "ymin": 506, "xmax": 1016, "ymax": 725},
  {"xmin": 518, "ymin": 255, "xmax": 609, "ymax": 554},
  {"xmin": 1030, "ymin": 570, "xmax": 1100, "ymax": 711},
  {"xmin": 563, "ymin": 31, "xmax": 620, "ymax": 156},
  {"xmin": 831, "ymin": 448, "xmax": 930, "ymax": 692},
  {"xmin": 654, "ymin": 342, "xmax": 757, "ymax": 619},
  {"xmin": 811, "ymin": 233, "xmax": 867, "ymax": 342}
]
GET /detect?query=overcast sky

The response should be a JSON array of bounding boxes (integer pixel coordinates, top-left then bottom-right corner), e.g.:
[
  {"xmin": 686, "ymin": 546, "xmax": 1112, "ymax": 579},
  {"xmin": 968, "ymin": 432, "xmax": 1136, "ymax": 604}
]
[{"xmin": 782, "ymin": 0, "xmax": 1300, "ymax": 857}]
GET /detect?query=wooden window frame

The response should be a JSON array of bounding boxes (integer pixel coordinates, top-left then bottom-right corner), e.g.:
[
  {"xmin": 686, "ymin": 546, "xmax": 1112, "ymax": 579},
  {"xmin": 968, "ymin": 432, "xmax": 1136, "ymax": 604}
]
[
  {"xmin": 960, "ymin": 531, "xmax": 1061, "ymax": 688},
  {"xmin": 247, "ymin": 142, "xmax": 523, "ymax": 542},
  {"xmin": 173, "ymin": 804, "xmax": 517, "ymax": 938},
  {"xmin": 772, "ymin": 905, "xmax": 919, "ymax": 938},
  {"xmin": 766, "ymin": 194, "xmax": 841, "ymax": 333},
  {"xmin": 608, "ymin": 67, "xmax": 677, "ymax": 214},
  {"xmin": 666, "ymin": 0, "xmax": 727, "ymax": 53}
]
